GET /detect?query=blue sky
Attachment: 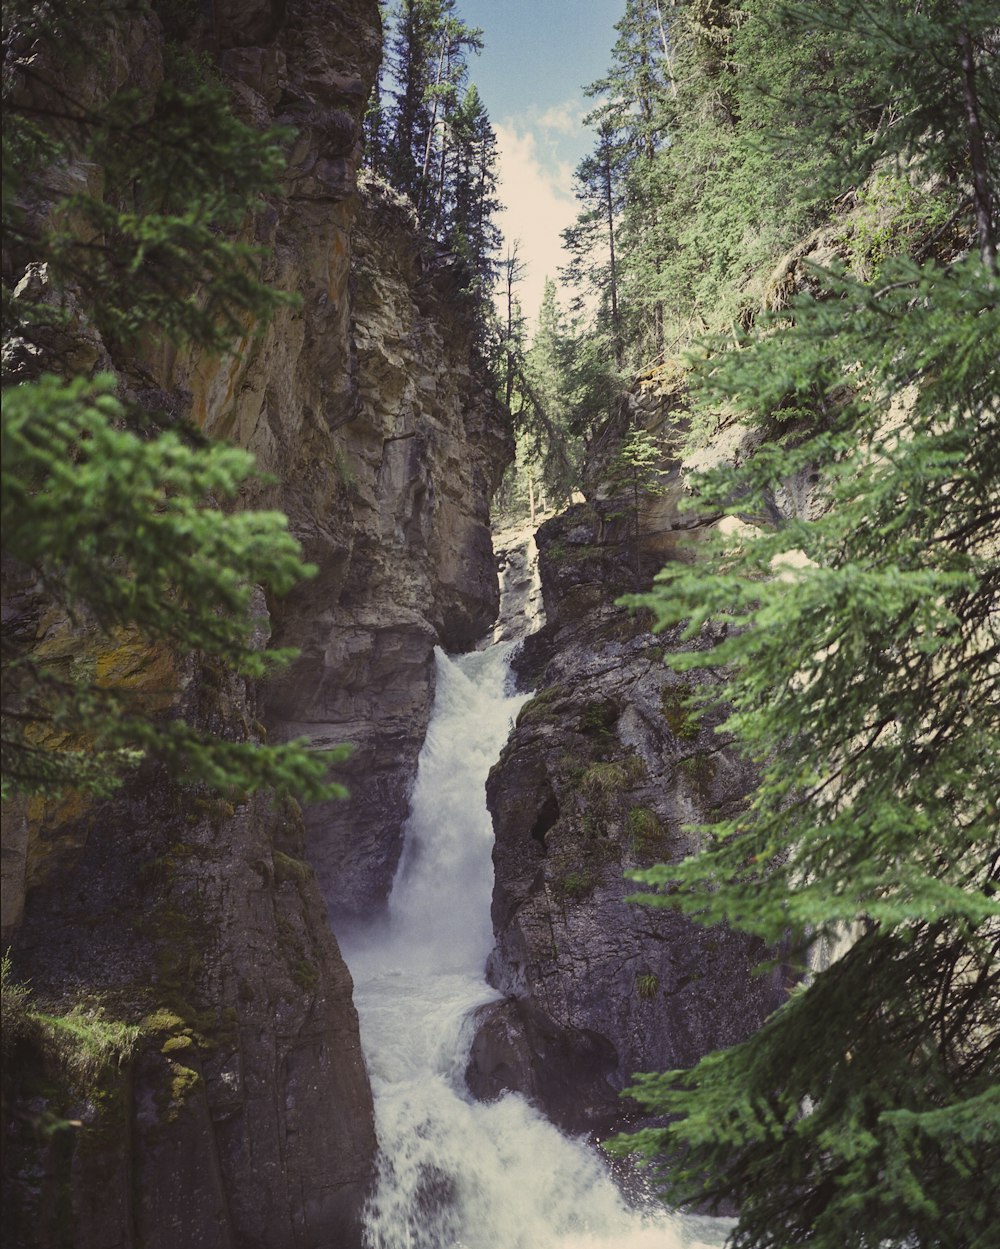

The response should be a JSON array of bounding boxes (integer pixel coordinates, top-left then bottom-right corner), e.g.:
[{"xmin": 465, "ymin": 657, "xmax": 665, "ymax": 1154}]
[{"xmin": 455, "ymin": 1, "xmax": 626, "ymax": 323}]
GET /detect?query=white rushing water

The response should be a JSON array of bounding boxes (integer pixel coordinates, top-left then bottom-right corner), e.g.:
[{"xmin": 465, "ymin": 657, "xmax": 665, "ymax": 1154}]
[{"xmin": 341, "ymin": 642, "xmax": 730, "ymax": 1249}]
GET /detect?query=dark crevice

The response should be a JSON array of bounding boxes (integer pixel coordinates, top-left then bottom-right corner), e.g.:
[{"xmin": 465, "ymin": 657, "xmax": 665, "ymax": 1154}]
[{"xmin": 530, "ymin": 792, "xmax": 560, "ymax": 851}]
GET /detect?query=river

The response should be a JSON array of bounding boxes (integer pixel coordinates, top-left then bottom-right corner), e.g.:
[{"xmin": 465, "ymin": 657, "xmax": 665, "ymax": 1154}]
[{"xmin": 339, "ymin": 632, "xmax": 732, "ymax": 1249}]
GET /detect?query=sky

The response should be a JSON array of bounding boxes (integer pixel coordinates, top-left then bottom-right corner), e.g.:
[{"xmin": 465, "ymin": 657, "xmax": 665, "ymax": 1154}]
[{"xmin": 454, "ymin": 1, "xmax": 625, "ymax": 327}]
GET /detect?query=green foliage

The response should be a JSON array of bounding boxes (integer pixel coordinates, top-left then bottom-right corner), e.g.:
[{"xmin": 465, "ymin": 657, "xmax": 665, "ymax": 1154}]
[
  {"xmin": 635, "ymin": 971, "xmax": 659, "ymax": 1000},
  {"xmin": 604, "ymin": 3, "xmax": 1000, "ymax": 1243},
  {"xmin": 660, "ymin": 685, "xmax": 701, "ymax": 743},
  {"xmin": 273, "ymin": 850, "xmax": 314, "ymax": 885},
  {"xmin": 580, "ymin": 760, "xmax": 630, "ymax": 796},
  {"xmin": 554, "ymin": 868, "xmax": 598, "ymax": 901},
  {"xmin": 1, "ymin": 951, "xmax": 32, "ymax": 1053},
  {"xmin": 372, "ymin": 1, "xmax": 500, "ymax": 336},
  {"xmin": 30, "ymin": 1005, "xmax": 141, "ymax": 1088},
  {"xmin": 1, "ymin": 375, "xmax": 351, "ymax": 802},
  {"xmin": 2, "ymin": 4, "xmax": 350, "ymax": 804},
  {"xmin": 626, "ymin": 805, "xmax": 662, "ymax": 850},
  {"xmin": 840, "ymin": 172, "xmax": 956, "ymax": 281},
  {"xmin": 515, "ymin": 684, "xmax": 568, "ymax": 729},
  {"xmin": 2, "ymin": 957, "xmax": 140, "ymax": 1089},
  {"xmin": 3, "ymin": 5, "xmax": 297, "ymax": 354}
]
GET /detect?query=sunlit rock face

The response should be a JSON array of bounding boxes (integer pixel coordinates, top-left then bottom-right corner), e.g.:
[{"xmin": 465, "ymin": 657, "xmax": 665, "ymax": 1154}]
[
  {"xmin": 469, "ymin": 492, "xmax": 789, "ymax": 1141},
  {"xmin": 262, "ymin": 176, "xmax": 513, "ymax": 921}
]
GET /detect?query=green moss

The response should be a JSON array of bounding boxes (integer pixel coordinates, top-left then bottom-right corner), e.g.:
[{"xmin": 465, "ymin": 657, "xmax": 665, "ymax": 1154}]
[
  {"xmin": 661, "ymin": 684, "xmax": 702, "ymax": 742},
  {"xmin": 165, "ymin": 1060, "xmax": 201, "ymax": 1121},
  {"xmin": 553, "ymin": 868, "xmax": 599, "ymax": 900},
  {"xmin": 141, "ymin": 1007, "xmax": 187, "ymax": 1034},
  {"xmin": 292, "ymin": 959, "xmax": 319, "ymax": 992},
  {"xmin": 160, "ymin": 1035, "xmax": 193, "ymax": 1055},
  {"xmin": 516, "ymin": 684, "xmax": 568, "ymax": 728},
  {"xmin": 580, "ymin": 752, "xmax": 646, "ymax": 796},
  {"xmin": 29, "ymin": 1006, "xmax": 141, "ymax": 1089},
  {"xmin": 578, "ymin": 700, "xmax": 618, "ymax": 738},
  {"xmin": 626, "ymin": 805, "xmax": 663, "ymax": 851},
  {"xmin": 273, "ymin": 850, "xmax": 313, "ymax": 885},
  {"xmin": 580, "ymin": 761, "xmax": 630, "ymax": 795}
]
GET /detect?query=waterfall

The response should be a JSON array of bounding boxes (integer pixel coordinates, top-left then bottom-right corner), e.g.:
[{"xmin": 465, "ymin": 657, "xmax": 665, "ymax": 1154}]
[{"xmin": 341, "ymin": 639, "xmax": 730, "ymax": 1249}]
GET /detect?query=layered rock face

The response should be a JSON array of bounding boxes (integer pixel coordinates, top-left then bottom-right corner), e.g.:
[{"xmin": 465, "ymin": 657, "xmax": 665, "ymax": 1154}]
[
  {"xmin": 468, "ymin": 407, "xmax": 789, "ymax": 1138},
  {"xmin": 264, "ymin": 177, "xmax": 511, "ymax": 921},
  {"xmin": 3, "ymin": 2, "xmax": 508, "ymax": 1246}
]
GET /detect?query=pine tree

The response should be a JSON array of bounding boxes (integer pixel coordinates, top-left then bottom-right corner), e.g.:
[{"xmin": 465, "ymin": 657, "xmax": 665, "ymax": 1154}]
[
  {"xmin": 561, "ymin": 119, "xmax": 629, "ymax": 370},
  {"xmin": 587, "ymin": 0, "xmax": 675, "ymax": 360},
  {"xmin": 609, "ymin": 3, "xmax": 1000, "ymax": 1244},
  {"xmin": 2, "ymin": 1, "xmax": 348, "ymax": 803},
  {"xmin": 445, "ymin": 83, "xmax": 502, "ymax": 295},
  {"xmin": 381, "ymin": 0, "xmax": 482, "ymax": 227}
]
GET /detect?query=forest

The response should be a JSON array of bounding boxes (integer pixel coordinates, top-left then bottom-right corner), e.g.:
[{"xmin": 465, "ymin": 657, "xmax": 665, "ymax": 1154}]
[{"xmin": 2, "ymin": 1, "xmax": 998, "ymax": 1247}]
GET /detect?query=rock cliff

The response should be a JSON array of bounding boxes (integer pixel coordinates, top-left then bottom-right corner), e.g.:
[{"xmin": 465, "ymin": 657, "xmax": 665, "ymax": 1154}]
[
  {"xmin": 2, "ymin": 3, "xmax": 510, "ymax": 1246},
  {"xmin": 468, "ymin": 392, "xmax": 790, "ymax": 1140},
  {"xmin": 264, "ymin": 175, "xmax": 511, "ymax": 922}
]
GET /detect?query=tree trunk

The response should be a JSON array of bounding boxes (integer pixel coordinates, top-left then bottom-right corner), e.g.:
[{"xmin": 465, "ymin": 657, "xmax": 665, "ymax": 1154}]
[{"xmin": 957, "ymin": 16, "xmax": 997, "ymax": 274}]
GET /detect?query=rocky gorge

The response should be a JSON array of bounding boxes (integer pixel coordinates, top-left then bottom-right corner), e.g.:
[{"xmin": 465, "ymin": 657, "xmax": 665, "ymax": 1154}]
[
  {"xmin": 467, "ymin": 392, "xmax": 792, "ymax": 1141},
  {"xmin": 3, "ymin": 4, "xmax": 801, "ymax": 1247},
  {"xmin": 2, "ymin": 2, "xmax": 506, "ymax": 1245}
]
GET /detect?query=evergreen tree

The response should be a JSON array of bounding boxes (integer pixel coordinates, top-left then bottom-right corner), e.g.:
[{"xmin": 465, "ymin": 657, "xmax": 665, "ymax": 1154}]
[
  {"xmin": 376, "ymin": 1, "xmax": 501, "ymax": 345},
  {"xmin": 587, "ymin": 0, "xmax": 675, "ymax": 360},
  {"xmin": 609, "ymin": 2, "xmax": 1000, "ymax": 1244},
  {"xmin": 381, "ymin": 0, "xmax": 482, "ymax": 226},
  {"xmin": 444, "ymin": 83, "xmax": 502, "ymax": 298},
  {"xmin": 521, "ymin": 278, "xmax": 581, "ymax": 504},
  {"xmin": 561, "ymin": 119, "xmax": 629, "ymax": 370},
  {"xmin": 2, "ymin": 1, "xmax": 348, "ymax": 802}
]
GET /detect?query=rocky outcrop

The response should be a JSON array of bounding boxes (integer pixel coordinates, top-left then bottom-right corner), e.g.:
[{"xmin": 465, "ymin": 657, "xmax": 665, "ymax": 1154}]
[
  {"xmin": 263, "ymin": 176, "xmax": 512, "ymax": 922},
  {"xmin": 2, "ymin": 1, "xmax": 509, "ymax": 1246},
  {"xmin": 6, "ymin": 724, "xmax": 374, "ymax": 1249},
  {"xmin": 468, "ymin": 481, "xmax": 788, "ymax": 1139}
]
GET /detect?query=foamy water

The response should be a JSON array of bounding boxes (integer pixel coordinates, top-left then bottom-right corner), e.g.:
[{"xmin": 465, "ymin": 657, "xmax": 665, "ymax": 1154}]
[{"xmin": 341, "ymin": 645, "xmax": 730, "ymax": 1249}]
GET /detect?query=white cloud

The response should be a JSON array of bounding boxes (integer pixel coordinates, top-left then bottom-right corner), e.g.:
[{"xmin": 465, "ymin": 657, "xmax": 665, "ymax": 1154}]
[
  {"xmin": 493, "ymin": 117, "xmax": 579, "ymax": 334},
  {"xmin": 533, "ymin": 99, "xmax": 587, "ymax": 136}
]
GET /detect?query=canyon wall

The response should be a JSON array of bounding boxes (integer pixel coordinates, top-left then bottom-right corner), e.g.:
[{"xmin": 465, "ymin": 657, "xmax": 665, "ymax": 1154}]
[
  {"xmin": 2, "ymin": 3, "xmax": 509, "ymax": 1246},
  {"xmin": 468, "ymin": 384, "xmax": 794, "ymax": 1140}
]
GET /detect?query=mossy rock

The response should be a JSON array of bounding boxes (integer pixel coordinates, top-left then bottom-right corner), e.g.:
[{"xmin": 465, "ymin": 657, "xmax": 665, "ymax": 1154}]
[
  {"xmin": 552, "ymin": 868, "xmax": 599, "ymax": 901},
  {"xmin": 635, "ymin": 972, "xmax": 660, "ymax": 1000},
  {"xmin": 580, "ymin": 761, "xmax": 630, "ymax": 795},
  {"xmin": 678, "ymin": 751, "xmax": 718, "ymax": 798},
  {"xmin": 273, "ymin": 850, "xmax": 313, "ymax": 885},
  {"xmin": 661, "ymin": 683, "xmax": 702, "ymax": 742},
  {"xmin": 578, "ymin": 700, "xmax": 618, "ymax": 738},
  {"xmin": 626, "ymin": 805, "xmax": 666, "ymax": 857},
  {"xmin": 160, "ymin": 1035, "xmax": 194, "ymax": 1055},
  {"xmin": 164, "ymin": 1059, "xmax": 202, "ymax": 1122},
  {"xmin": 516, "ymin": 684, "xmax": 568, "ymax": 729},
  {"xmin": 292, "ymin": 959, "xmax": 319, "ymax": 992}
]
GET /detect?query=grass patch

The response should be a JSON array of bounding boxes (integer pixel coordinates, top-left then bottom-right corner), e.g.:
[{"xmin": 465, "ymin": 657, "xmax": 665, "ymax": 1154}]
[
  {"xmin": 636, "ymin": 972, "xmax": 660, "ymax": 1000},
  {"xmin": 29, "ymin": 1007, "xmax": 141, "ymax": 1086},
  {"xmin": 661, "ymin": 684, "xmax": 702, "ymax": 742},
  {"xmin": 273, "ymin": 850, "xmax": 313, "ymax": 885},
  {"xmin": 581, "ymin": 761, "xmax": 630, "ymax": 795},
  {"xmin": 1, "ymin": 951, "xmax": 31, "ymax": 1053},
  {"xmin": 578, "ymin": 700, "xmax": 618, "ymax": 739},
  {"xmin": 626, "ymin": 805, "xmax": 663, "ymax": 854},
  {"xmin": 553, "ymin": 868, "xmax": 599, "ymax": 901},
  {"xmin": 3, "ymin": 958, "xmax": 141, "ymax": 1091}
]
